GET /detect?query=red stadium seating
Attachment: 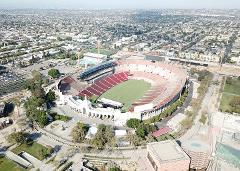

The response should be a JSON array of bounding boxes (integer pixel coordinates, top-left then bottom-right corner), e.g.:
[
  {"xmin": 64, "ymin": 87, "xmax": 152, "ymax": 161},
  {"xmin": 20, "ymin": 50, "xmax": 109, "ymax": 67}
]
[
  {"xmin": 92, "ymin": 84, "xmax": 105, "ymax": 93},
  {"xmin": 87, "ymin": 87, "xmax": 101, "ymax": 96},
  {"xmin": 79, "ymin": 72, "xmax": 129, "ymax": 97},
  {"xmin": 95, "ymin": 81, "xmax": 110, "ymax": 90}
]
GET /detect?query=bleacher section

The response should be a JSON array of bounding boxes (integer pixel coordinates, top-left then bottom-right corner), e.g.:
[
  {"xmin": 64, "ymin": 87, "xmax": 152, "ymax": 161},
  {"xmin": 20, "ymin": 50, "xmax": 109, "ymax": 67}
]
[
  {"xmin": 79, "ymin": 61, "xmax": 116, "ymax": 81},
  {"xmin": 79, "ymin": 72, "xmax": 129, "ymax": 97}
]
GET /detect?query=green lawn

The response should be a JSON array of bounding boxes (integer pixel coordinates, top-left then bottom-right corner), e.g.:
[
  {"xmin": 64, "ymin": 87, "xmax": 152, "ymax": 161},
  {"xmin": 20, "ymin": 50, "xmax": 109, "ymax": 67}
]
[
  {"xmin": 220, "ymin": 93, "xmax": 238, "ymax": 112},
  {"xmin": 12, "ymin": 142, "xmax": 52, "ymax": 161},
  {"xmin": 220, "ymin": 77, "xmax": 240, "ymax": 113},
  {"xmin": 0, "ymin": 155, "xmax": 25, "ymax": 171},
  {"xmin": 99, "ymin": 79, "xmax": 151, "ymax": 110},
  {"xmin": 223, "ymin": 78, "xmax": 240, "ymax": 95}
]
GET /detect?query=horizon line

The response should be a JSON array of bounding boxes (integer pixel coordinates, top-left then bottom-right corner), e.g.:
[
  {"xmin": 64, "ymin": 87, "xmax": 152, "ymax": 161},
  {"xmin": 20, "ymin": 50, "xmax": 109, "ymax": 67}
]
[{"xmin": 0, "ymin": 7, "xmax": 240, "ymax": 10}]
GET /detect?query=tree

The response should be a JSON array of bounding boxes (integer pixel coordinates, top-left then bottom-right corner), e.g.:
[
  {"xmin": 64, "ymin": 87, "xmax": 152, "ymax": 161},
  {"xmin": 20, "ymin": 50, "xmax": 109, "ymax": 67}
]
[
  {"xmin": 71, "ymin": 122, "xmax": 88, "ymax": 143},
  {"xmin": 7, "ymin": 132, "xmax": 29, "ymax": 144},
  {"xmin": 24, "ymin": 96, "xmax": 45, "ymax": 121},
  {"xmin": 33, "ymin": 86, "xmax": 45, "ymax": 99},
  {"xmin": 136, "ymin": 127, "xmax": 146, "ymax": 138},
  {"xmin": 48, "ymin": 69, "xmax": 60, "ymax": 79},
  {"xmin": 146, "ymin": 134, "xmax": 156, "ymax": 143},
  {"xmin": 91, "ymin": 124, "xmax": 115, "ymax": 149},
  {"xmin": 126, "ymin": 118, "xmax": 141, "ymax": 129},
  {"xmin": 109, "ymin": 166, "xmax": 121, "ymax": 171},
  {"xmin": 104, "ymin": 126, "xmax": 116, "ymax": 147},
  {"xmin": 127, "ymin": 132, "xmax": 141, "ymax": 146},
  {"xmin": 46, "ymin": 90, "xmax": 56, "ymax": 103},
  {"xmin": 37, "ymin": 110, "xmax": 48, "ymax": 127},
  {"xmin": 91, "ymin": 124, "xmax": 107, "ymax": 149}
]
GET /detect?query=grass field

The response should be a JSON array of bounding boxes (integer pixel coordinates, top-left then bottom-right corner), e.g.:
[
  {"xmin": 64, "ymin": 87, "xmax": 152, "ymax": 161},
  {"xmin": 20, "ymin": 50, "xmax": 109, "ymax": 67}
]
[
  {"xmin": 88, "ymin": 48, "xmax": 116, "ymax": 56},
  {"xmin": 220, "ymin": 77, "xmax": 240, "ymax": 112},
  {"xmin": 0, "ymin": 155, "xmax": 25, "ymax": 171},
  {"xmin": 12, "ymin": 142, "xmax": 52, "ymax": 161},
  {"xmin": 99, "ymin": 79, "xmax": 151, "ymax": 110}
]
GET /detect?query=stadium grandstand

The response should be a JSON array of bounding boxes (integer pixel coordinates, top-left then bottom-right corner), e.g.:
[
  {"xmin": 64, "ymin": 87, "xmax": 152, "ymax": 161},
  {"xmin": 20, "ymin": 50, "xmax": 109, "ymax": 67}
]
[{"xmin": 78, "ymin": 60, "xmax": 117, "ymax": 82}]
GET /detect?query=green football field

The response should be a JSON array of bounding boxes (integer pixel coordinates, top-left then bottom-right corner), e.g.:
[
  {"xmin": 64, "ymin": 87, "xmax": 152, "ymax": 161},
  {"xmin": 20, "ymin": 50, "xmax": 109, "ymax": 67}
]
[{"xmin": 99, "ymin": 79, "xmax": 151, "ymax": 110}]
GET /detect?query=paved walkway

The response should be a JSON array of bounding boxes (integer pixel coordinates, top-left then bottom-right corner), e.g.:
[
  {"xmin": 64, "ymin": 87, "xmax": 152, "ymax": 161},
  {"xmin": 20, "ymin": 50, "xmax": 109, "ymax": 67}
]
[{"xmin": 179, "ymin": 73, "xmax": 220, "ymax": 143}]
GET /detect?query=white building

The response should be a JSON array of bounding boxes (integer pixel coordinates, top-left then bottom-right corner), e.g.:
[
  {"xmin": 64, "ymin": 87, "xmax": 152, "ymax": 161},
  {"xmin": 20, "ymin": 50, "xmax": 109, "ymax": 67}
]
[{"xmin": 56, "ymin": 91, "xmax": 141, "ymax": 126}]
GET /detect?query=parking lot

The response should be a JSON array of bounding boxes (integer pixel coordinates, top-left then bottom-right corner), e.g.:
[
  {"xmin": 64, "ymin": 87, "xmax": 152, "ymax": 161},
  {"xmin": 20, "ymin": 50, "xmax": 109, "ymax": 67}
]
[{"xmin": 0, "ymin": 71, "xmax": 26, "ymax": 97}]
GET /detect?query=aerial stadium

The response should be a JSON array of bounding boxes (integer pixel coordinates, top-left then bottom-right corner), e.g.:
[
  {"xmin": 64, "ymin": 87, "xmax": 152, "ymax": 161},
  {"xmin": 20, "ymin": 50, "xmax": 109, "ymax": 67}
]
[{"xmin": 56, "ymin": 59, "xmax": 188, "ymax": 125}]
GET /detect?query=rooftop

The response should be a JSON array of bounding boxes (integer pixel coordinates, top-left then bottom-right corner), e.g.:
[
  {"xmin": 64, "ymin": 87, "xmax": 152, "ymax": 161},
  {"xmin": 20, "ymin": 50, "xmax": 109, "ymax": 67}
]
[{"xmin": 147, "ymin": 140, "xmax": 189, "ymax": 163}]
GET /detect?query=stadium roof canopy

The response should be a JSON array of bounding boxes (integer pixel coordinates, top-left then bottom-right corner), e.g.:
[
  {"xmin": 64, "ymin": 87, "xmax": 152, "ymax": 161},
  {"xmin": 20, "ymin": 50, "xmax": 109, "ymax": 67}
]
[{"xmin": 79, "ymin": 60, "xmax": 116, "ymax": 79}]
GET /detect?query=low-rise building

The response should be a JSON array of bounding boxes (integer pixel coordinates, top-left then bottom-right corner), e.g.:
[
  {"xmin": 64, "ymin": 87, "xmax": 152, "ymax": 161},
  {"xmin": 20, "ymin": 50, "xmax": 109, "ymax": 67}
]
[{"xmin": 147, "ymin": 140, "xmax": 190, "ymax": 171}]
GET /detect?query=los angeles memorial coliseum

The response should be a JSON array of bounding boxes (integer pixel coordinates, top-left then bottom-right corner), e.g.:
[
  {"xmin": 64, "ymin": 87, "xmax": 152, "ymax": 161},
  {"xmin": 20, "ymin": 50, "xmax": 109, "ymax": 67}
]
[{"xmin": 56, "ymin": 59, "xmax": 188, "ymax": 125}]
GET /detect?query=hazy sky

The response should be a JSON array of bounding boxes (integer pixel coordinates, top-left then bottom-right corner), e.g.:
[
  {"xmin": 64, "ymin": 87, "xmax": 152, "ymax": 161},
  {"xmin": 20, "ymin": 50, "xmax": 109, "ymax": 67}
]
[{"xmin": 0, "ymin": 0, "xmax": 240, "ymax": 9}]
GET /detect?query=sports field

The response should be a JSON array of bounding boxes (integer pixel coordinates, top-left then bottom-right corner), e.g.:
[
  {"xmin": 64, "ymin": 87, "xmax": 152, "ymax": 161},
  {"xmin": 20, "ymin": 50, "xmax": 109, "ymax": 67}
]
[
  {"xmin": 99, "ymin": 79, "xmax": 151, "ymax": 110},
  {"xmin": 220, "ymin": 77, "xmax": 240, "ymax": 113}
]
